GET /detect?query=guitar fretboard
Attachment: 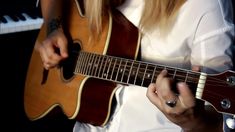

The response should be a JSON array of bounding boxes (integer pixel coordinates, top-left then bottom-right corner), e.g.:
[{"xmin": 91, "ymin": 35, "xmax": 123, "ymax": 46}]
[{"xmin": 74, "ymin": 52, "xmax": 202, "ymax": 89}]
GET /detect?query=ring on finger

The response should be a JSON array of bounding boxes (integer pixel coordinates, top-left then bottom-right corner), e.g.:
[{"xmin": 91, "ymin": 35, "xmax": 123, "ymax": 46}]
[{"xmin": 165, "ymin": 98, "xmax": 177, "ymax": 108}]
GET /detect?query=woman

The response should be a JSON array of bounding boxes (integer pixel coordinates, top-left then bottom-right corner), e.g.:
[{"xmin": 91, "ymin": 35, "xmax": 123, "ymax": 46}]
[{"xmin": 37, "ymin": 0, "xmax": 234, "ymax": 131}]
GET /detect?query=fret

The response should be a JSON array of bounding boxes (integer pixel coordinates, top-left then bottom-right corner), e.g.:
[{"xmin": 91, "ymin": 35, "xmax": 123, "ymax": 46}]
[
  {"xmin": 165, "ymin": 67, "xmax": 178, "ymax": 78},
  {"xmin": 94, "ymin": 55, "xmax": 101, "ymax": 77},
  {"xmin": 134, "ymin": 62, "xmax": 146, "ymax": 86},
  {"xmin": 78, "ymin": 52, "xmax": 84, "ymax": 73},
  {"xmin": 110, "ymin": 57, "xmax": 117, "ymax": 80},
  {"xmin": 115, "ymin": 58, "xmax": 123, "ymax": 81},
  {"xmin": 153, "ymin": 65, "xmax": 165, "ymax": 79},
  {"xmin": 80, "ymin": 52, "xmax": 86, "ymax": 74},
  {"xmin": 117, "ymin": 59, "xmax": 126, "ymax": 82},
  {"xmin": 127, "ymin": 60, "xmax": 134, "ymax": 84},
  {"xmin": 156, "ymin": 65, "xmax": 165, "ymax": 73},
  {"xmin": 87, "ymin": 53, "xmax": 95, "ymax": 76},
  {"xmin": 98, "ymin": 55, "xmax": 105, "ymax": 78},
  {"xmin": 113, "ymin": 58, "xmax": 121, "ymax": 81},
  {"xmin": 142, "ymin": 64, "xmax": 156, "ymax": 87},
  {"xmin": 90, "ymin": 54, "xmax": 98, "ymax": 76},
  {"xmin": 187, "ymin": 72, "xmax": 200, "ymax": 84},
  {"xmin": 85, "ymin": 53, "xmax": 90, "ymax": 75},
  {"xmin": 76, "ymin": 52, "xmax": 81, "ymax": 73},
  {"xmin": 173, "ymin": 69, "xmax": 177, "ymax": 79},
  {"xmin": 173, "ymin": 69, "xmax": 188, "ymax": 82},
  {"xmin": 89, "ymin": 53, "xmax": 96, "ymax": 76},
  {"xmin": 185, "ymin": 71, "xmax": 189, "ymax": 82},
  {"xmin": 120, "ymin": 59, "xmax": 127, "ymax": 82},
  {"xmin": 83, "ymin": 52, "xmax": 89, "ymax": 74},
  {"xmin": 151, "ymin": 65, "xmax": 157, "ymax": 83},
  {"xmin": 141, "ymin": 63, "xmax": 148, "ymax": 86},
  {"xmin": 120, "ymin": 59, "xmax": 129, "ymax": 83},
  {"xmin": 106, "ymin": 57, "xmax": 113, "ymax": 79},
  {"xmin": 164, "ymin": 66, "xmax": 167, "ymax": 70},
  {"xmin": 74, "ymin": 52, "xmax": 81, "ymax": 73},
  {"xmin": 127, "ymin": 61, "xmax": 139, "ymax": 85},
  {"xmin": 134, "ymin": 62, "xmax": 141, "ymax": 85},
  {"xmin": 101, "ymin": 56, "xmax": 109, "ymax": 78},
  {"xmin": 85, "ymin": 53, "xmax": 92, "ymax": 75}
]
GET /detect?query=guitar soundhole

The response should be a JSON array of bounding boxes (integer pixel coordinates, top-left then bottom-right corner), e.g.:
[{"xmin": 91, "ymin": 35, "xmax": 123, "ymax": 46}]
[{"xmin": 61, "ymin": 42, "xmax": 81, "ymax": 80}]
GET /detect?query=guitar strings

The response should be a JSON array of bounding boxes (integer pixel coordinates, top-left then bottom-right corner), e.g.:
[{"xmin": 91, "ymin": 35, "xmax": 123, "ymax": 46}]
[
  {"xmin": 75, "ymin": 51, "xmax": 231, "ymax": 87},
  {"xmin": 76, "ymin": 51, "xmax": 227, "ymax": 86},
  {"xmin": 69, "ymin": 51, "xmax": 235, "ymax": 111}
]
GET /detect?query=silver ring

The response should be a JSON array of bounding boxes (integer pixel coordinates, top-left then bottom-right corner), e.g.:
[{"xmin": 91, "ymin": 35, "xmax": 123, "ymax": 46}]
[{"xmin": 165, "ymin": 99, "xmax": 177, "ymax": 108}]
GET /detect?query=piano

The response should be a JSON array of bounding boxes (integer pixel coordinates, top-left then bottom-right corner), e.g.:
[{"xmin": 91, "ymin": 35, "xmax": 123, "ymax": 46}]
[{"xmin": 0, "ymin": 0, "xmax": 43, "ymax": 34}]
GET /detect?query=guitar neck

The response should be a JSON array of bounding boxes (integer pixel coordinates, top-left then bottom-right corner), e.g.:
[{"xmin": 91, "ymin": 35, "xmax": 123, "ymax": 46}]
[{"xmin": 74, "ymin": 51, "xmax": 204, "ymax": 95}]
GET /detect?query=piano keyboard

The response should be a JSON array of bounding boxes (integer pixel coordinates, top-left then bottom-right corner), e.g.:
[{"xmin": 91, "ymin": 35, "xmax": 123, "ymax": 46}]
[{"xmin": 0, "ymin": 12, "xmax": 43, "ymax": 35}]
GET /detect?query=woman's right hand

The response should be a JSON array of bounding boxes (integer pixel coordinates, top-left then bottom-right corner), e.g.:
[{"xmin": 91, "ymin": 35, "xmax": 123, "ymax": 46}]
[{"xmin": 35, "ymin": 28, "xmax": 68, "ymax": 70}]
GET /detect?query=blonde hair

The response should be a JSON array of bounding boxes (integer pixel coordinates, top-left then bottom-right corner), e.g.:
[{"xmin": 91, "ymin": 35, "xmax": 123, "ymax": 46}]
[
  {"xmin": 84, "ymin": 0, "xmax": 103, "ymax": 35},
  {"xmin": 140, "ymin": 0, "xmax": 185, "ymax": 35},
  {"xmin": 85, "ymin": 0, "xmax": 185, "ymax": 35}
]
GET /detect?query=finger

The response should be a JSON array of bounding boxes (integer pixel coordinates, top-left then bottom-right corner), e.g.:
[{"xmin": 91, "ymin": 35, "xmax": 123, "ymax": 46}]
[
  {"xmin": 156, "ymin": 70, "xmax": 176, "ymax": 104},
  {"xmin": 38, "ymin": 45, "xmax": 50, "ymax": 68},
  {"xmin": 37, "ymin": 41, "xmax": 60, "ymax": 69},
  {"xmin": 43, "ymin": 40, "xmax": 63, "ymax": 63},
  {"xmin": 156, "ymin": 69, "xmax": 168, "ymax": 84},
  {"xmin": 57, "ymin": 35, "xmax": 68, "ymax": 58},
  {"xmin": 177, "ymin": 82, "xmax": 195, "ymax": 109},
  {"xmin": 155, "ymin": 70, "xmax": 180, "ymax": 113},
  {"xmin": 146, "ymin": 83, "xmax": 162, "ymax": 109}
]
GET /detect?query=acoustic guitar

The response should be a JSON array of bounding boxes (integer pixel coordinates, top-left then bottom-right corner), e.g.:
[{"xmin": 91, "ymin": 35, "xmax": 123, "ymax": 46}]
[{"xmin": 24, "ymin": 0, "xmax": 235, "ymax": 127}]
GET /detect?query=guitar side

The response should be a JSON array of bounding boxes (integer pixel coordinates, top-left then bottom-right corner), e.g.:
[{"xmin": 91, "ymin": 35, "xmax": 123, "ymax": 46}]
[{"xmin": 24, "ymin": 0, "xmax": 140, "ymax": 126}]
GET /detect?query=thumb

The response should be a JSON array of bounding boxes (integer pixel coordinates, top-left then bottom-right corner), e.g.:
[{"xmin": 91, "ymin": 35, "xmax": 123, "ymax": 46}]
[{"xmin": 57, "ymin": 36, "xmax": 68, "ymax": 58}]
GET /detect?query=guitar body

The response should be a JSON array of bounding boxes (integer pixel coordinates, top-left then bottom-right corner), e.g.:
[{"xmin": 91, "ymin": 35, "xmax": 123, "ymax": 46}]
[{"xmin": 24, "ymin": 0, "xmax": 140, "ymax": 126}]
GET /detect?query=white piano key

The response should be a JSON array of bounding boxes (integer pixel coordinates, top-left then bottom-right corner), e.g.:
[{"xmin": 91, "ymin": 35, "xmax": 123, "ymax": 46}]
[{"xmin": 0, "ymin": 13, "xmax": 43, "ymax": 34}]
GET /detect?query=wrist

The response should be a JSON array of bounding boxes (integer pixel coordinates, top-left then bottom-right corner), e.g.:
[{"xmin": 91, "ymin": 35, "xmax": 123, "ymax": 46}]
[{"xmin": 47, "ymin": 17, "xmax": 63, "ymax": 35}]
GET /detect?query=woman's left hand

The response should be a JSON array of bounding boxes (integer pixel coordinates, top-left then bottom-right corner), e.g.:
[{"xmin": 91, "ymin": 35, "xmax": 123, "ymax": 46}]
[{"xmin": 146, "ymin": 66, "xmax": 223, "ymax": 131}]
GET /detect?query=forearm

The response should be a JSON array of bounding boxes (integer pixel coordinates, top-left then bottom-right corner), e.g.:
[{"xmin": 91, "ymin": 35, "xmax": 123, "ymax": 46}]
[
  {"xmin": 182, "ymin": 105, "xmax": 223, "ymax": 132},
  {"xmin": 40, "ymin": 0, "xmax": 64, "ymax": 25}
]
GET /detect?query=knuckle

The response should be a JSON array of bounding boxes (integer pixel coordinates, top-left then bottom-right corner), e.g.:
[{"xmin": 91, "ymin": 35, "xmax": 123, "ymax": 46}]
[
  {"xmin": 161, "ymin": 94, "xmax": 169, "ymax": 100},
  {"xmin": 164, "ymin": 108, "xmax": 172, "ymax": 115}
]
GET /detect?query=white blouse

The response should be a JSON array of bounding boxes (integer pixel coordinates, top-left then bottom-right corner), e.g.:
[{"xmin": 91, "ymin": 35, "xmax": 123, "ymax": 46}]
[{"xmin": 73, "ymin": 0, "xmax": 234, "ymax": 131}]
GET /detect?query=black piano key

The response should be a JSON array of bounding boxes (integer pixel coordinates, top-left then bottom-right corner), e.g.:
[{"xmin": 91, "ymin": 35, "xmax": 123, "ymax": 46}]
[
  {"xmin": 16, "ymin": 13, "xmax": 26, "ymax": 21},
  {"xmin": 26, "ymin": 12, "xmax": 38, "ymax": 19},
  {"xmin": 0, "ymin": 0, "xmax": 44, "ymax": 35},
  {"xmin": 9, "ymin": 14, "xmax": 20, "ymax": 22},
  {"xmin": 0, "ymin": 16, "xmax": 8, "ymax": 23}
]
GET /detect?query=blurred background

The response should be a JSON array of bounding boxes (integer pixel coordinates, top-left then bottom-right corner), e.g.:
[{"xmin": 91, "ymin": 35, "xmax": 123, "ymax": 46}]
[{"xmin": 0, "ymin": 0, "xmax": 75, "ymax": 132}]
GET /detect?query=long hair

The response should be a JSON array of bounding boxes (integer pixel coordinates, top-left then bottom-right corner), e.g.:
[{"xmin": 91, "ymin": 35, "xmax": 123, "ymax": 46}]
[
  {"xmin": 140, "ymin": 0, "xmax": 186, "ymax": 35},
  {"xmin": 84, "ymin": 0, "xmax": 125, "ymax": 35},
  {"xmin": 85, "ymin": 0, "xmax": 185, "ymax": 36}
]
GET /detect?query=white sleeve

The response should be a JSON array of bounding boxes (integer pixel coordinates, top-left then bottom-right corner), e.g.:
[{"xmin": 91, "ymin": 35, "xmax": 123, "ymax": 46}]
[{"xmin": 190, "ymin": 0, "xmax": 234, "ymax": 74}]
